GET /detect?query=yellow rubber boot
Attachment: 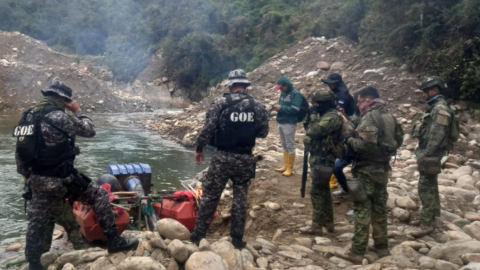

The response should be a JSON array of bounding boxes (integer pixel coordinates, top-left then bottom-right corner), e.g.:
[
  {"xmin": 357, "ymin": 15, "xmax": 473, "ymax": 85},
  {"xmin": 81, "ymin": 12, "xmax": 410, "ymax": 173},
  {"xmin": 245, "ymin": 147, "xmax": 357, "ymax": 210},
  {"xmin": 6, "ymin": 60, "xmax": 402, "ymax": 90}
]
[
  {"xmin": 283, "ymin": 153, "xmax": 295, "ymax": 177},
  {"xmin": 330, "ymin": 174, "xmax": 339, "ymax": 189},
  {"xmin": 275, "ymin": 152, "xmax": 289, "ymax": 173}
]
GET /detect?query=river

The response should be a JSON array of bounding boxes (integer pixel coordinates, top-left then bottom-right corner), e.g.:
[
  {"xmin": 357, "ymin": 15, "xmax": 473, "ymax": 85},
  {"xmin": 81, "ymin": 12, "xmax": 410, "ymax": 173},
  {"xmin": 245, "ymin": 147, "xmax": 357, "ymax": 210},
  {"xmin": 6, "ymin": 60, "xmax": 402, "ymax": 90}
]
[{"xmin": 0, "ymin": 111, "xmax": 211, "ymax": 246}]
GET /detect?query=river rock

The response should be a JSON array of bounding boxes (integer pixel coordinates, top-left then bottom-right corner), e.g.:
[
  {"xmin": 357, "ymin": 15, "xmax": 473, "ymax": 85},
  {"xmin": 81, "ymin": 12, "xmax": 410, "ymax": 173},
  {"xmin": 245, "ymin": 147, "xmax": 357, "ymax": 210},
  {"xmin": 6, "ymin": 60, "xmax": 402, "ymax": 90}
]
[
  {"xmin": 439, "ymin": 240, "xmax": 480, "ymax": 259},
  {"xmin": 185, "ymin": 251, "xmax": 227, "ymax": 270},
  {"xmin": 199, "ymin": 238, "xmax": 211, "ymax": 251},
  {"xmin": 330, "ymin": 62, "xmax": 345, "ymax": 70},
  {"xmin": 255, "ymin": 238, "xmax": 278, "ymax": 252},
  {"xmin": 5, "ymin": 242, "xmax": 23, "ymax": 251},
  {"xmin": 460, "ymin": 263, "xmax": 480, "ymax": 270},
  {"xmin": 464, "ymin": 224, "xmax": 480, "ymax": 240},
  {"xmin": 390, "ymin": 244, "xmax": 422, "ymax": 261},
  {"xmin": 155, "ymin": 218, "xmax": 190, "ymax": 240},
  {"xmin": 419, "ymin": 256, "xmax": 437, "ymax": 269},
  {"xmin": 266, "ymin": 202, "xmax": 281, "ymax": 211},
  {"xmin": 458, "ymin": 175, "xmax": 475, "ymax": 187},
  {"xmin": 392, "ymin": 207, "xmax": 410, "ymax": 221},
  {"xmin": 41, "ymin": 252, "xmax": 58, "ymax": 267},
  {"xmin": 167, "ymin": 239, "xmax": 189, "ymax": 263},
  {"xmin": 376, "ymin": 255, "xmax": 413, "ymax": 268},
  {"xmin": 62, "ymin": 263, "xmax": 76, "ymax": 270},
  {"xmin": 401, "ymin": 150, "xmax": 412, "ymax": 159},
  {"xmin": 451, "ymin": 166, "xmax": 473, "ymax": 180},
  {"xmin": 295, "ymin": 237, "xmax": 313, "ymax": 248},
  {"xmin": 448, "ymin": 230, "xmax": 473, "ymax": 240},
  {"xmin": 317, "ymin": 61, "xmax": 330, "ymax": 70},
  {"xmin": 315, "ymin": 237, "xmax": 332, "ymax": 246},
  {"xmin": 257, "ymin": 257, "xmax": 269, "ymax": 268},
  {"xmin": 435, "ymin": 259, "xmax": 460, "ymax": 270},
  {"xmin": 82, "ymin": 251, "xmax": 108, "ymax": 262},
  {"xmin": 108, "ymin": 252, "xmax": 126, "ymax": 265},
  {"xmin": 462, "ymin": 253, "xmax": 480, "ymax": 264},
  {"xmin": 90, "ymin": 257, "xmax": 112, "ymax": 270},
  {"xmin": 241, "ymin": 249, "xmax": 254, "ymax": 270},
  {"xmin": 57, "ymin": 250, "xmax": 86, "ymax": 267},
  {"xmin": 117, "ymin": 257, "xmax": 165, "ymax": 270},
  {"xmin": 278, "ymin": 250, "xmax": 302, "ymax": 260},
  {"xmin": 396, "ymin": 196, "xmax": 417, "ymax": 210}
]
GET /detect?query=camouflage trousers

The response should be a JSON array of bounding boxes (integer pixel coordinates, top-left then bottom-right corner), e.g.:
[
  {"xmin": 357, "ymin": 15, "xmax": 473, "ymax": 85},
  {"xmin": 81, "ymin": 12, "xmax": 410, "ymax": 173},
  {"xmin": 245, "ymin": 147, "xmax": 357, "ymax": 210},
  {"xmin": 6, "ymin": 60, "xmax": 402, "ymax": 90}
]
[
  {"xmin": 193, "ymin": 150, "xmax": 255, "ymax": 240},
  {"xmin": 310, "ymin": 163, "xmax": 333, "ymax": 228},
  {"xmin": 418, "ymin": 172, "xmax": 441, "ymax": 225},
  {"xmin": 351, "ymin": 163, "xmax": 389, "ymax": 255},
  {"xmin": 43, "ymin": 199, "xmax": 89, "ymax": 253},
  {"xmin": 26, "ymin": 174, "xmax": 117, "ymax": 263}
]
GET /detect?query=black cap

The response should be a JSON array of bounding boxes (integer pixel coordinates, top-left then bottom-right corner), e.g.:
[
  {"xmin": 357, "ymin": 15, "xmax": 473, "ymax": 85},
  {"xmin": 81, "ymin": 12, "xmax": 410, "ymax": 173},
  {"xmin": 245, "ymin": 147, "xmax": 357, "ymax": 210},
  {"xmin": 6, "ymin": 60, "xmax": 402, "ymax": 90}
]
[{"xmin": 321, "ymin": 73, "xmax": 343, "ymax": 84}]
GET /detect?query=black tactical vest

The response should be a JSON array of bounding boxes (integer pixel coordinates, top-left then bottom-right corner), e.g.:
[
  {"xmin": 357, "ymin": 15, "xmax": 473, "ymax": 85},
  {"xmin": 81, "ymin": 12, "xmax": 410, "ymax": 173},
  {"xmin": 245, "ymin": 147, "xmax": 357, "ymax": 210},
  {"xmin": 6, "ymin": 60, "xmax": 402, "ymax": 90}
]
[
  {"xmin": 214, "ymin": 95, "xmax": 256, "ymax": 154},
  {"xmin": 14, "ymin": 105, "xmax": 76, "ymax": 177}
]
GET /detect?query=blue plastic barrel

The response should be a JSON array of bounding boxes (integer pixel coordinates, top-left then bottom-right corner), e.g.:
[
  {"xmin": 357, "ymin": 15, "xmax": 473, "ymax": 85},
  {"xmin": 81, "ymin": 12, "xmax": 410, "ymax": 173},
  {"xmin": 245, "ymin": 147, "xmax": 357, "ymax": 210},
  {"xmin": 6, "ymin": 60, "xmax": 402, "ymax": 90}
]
[{"xmin": 107, "ymin": 163, "xmax": 151, "ymax": 176}]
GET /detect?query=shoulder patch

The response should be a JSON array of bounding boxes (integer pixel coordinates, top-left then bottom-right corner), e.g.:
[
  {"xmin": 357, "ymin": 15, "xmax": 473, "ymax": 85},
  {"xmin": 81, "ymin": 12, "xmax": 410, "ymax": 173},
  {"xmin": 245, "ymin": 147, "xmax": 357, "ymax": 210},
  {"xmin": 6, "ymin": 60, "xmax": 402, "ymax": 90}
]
[
  {"xmin": 435, "ymin": 110, "xmax": 450, "ymax": 126},
  {"xmin": 360, "ymin": 125, "xmax": 377, "ymax": 143}
]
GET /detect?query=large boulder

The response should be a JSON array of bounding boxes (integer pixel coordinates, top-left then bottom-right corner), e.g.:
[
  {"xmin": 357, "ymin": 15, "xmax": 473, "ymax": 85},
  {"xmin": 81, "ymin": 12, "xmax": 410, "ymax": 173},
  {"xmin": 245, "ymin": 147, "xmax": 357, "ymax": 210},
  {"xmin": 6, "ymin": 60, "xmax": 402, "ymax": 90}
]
[
  {"xmin": 56, "ymin": 250, "xmax": 86, "ymax": 267},
  {"xmin": 41, "ymin": 252, "xmax": 58, "ymax": 267},
  {"xmin": 451, "ymin": 166, "xmax": 473, "ymax": 180},
  {"xmin": 185, "ymin": 251, "xmax": 227, "ymax": 270},
  {"xmin": 155, "ymin": 218, "xmax": 190, "ymax": 240},
  {"xmin": 117, "ymin": 257, "xmax": 166, "ymax": 270},
  {"xmin": 211, "ymin": 240, "xmax": 235, "ymax": 258}
]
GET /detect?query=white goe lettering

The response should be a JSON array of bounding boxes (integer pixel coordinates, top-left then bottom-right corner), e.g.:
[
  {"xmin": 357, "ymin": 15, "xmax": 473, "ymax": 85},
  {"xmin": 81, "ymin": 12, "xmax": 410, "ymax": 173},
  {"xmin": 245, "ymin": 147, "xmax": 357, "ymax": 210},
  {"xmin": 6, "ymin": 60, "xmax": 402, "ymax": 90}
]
[
  {"xmin": 230, "ymin": 112, "xmax": 239, "ymax": 122},
  {"xmin": 247, "ymin": 112, "xmax": 254, "ymax": 122},
  {"xmin": 14, "ymin": 126, "xmax": 21, "ymax": 136},
  {"xmin": 20, "ymin": 126, "xmax": 28, "ymax": 136},
  {"xmin": 27, "ymin": 125, "xmax": 34, "ymax": 135},
  {"xmin": 239, "ymin": 112, "xmax": 248, "ymax": 122}
]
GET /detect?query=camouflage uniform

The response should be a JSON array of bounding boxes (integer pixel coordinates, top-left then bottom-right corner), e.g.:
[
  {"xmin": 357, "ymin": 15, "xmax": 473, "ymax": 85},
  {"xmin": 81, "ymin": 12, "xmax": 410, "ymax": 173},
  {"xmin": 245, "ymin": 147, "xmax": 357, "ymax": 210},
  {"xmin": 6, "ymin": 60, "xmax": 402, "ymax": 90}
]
[
  {"xmin": 16, "ymin": 108, "xmax": 117, "ymax": 263},
  {"xmin": 413, "ymin": 96, "xmax": 451, "ymax": 225},
  {"xmin": 193, "ymin": 92, "xmax": 269, "ymax": 240},
  {"xmin": 346, "ymin": 101, "xmax": 403, "ymax": 255},
  {"xmin": 304, "ymin": 110, "xmax": 343, "ymax": 228},
  {"xmin": 43, "ymin": 199, "xmax": 89, "ymax": 252}
]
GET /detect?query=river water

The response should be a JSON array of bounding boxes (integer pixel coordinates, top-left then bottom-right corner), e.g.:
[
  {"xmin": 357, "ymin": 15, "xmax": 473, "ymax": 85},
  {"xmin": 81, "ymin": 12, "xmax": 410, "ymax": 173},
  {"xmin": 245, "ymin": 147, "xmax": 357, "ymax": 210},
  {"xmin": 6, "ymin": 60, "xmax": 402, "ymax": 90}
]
[{"xmin": 0, "ymin": 111, "xmax": 211, "ymax": 245}]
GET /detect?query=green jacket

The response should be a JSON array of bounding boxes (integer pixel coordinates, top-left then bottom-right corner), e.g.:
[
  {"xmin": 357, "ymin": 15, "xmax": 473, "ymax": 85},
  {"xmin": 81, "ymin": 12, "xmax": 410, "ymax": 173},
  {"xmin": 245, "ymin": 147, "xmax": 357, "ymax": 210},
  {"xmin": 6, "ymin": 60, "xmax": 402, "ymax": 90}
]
[
  {"xmin": 276, "ymin": 77, "xmax": 303, "ymax": 124},
  {"xmin": 304, "ymin": 110, "xmax": 343, "ymax": 166},
  {"xmin": 347, "ymin": 102, "xmax": 403, "ymax": 164},
  {"xmin": 413, "ymin": 96, "xmax": 451, "ymax": 161}
]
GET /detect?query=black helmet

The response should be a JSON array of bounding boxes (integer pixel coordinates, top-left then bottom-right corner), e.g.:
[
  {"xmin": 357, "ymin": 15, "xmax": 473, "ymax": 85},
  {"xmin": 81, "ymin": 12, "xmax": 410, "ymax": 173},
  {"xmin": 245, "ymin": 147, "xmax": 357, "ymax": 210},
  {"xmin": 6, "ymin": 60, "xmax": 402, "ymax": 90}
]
[
  {"xmin": 321, "ymin": 73, "xmax": 343, "ymax": 84},
  {"xmin": 421, "ymin": 76, "xmax": 446, "ymax": 91},
  {"xmin": 311, "ymin": 89, "xmax": 337, "ymax": 103},
  {"xmin": 96, "ymin": 174, "xmax": 122, "ymax": 192}
]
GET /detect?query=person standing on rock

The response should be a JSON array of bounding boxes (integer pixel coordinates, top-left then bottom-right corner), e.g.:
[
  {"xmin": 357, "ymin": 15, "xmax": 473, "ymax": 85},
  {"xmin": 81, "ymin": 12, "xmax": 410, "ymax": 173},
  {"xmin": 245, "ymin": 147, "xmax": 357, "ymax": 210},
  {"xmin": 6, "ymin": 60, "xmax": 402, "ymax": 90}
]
[
  {"xmin": 407, "ymin": 77, "xmax": 457, "ymax": 237},
  {"xmin": 300, "ymin": 89, "xmax": 343, "ymax": 235},
  {"xmin": 14, "ymin": 79, "xmax": 138, "ymax": 270},
  {"xmin": 335, "ymin": 87, "xmax": 403, "ymax": 263},
  {"xmin": 191, "ymin": 69, "xmax": 269, "ymax": 249},
  {"xmin": 273, "ymin": 76, "xmax": 303, "ymax": 177}
]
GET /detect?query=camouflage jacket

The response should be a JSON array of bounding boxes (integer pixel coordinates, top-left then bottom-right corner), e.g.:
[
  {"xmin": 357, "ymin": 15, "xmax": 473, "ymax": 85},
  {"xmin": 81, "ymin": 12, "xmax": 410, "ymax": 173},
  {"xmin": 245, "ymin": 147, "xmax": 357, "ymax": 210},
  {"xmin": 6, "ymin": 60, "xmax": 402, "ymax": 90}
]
[
  {"xmin": 347, "ymin": 102, "xmax": 403, "ymax": 164},
  {"xmin": 195, "ymin": 92, "xmax": 269, "ymax": 152},
  {"xmin": 16, "ymin": 110, "xmax": 96, "ymax": 178},
  {"xmin": 304, "ymin": 109, "xmax": 343, "ymax": 165},
  {"xmin": 413, "ymin": 96, "xmax": 451, "ymax": 160}
]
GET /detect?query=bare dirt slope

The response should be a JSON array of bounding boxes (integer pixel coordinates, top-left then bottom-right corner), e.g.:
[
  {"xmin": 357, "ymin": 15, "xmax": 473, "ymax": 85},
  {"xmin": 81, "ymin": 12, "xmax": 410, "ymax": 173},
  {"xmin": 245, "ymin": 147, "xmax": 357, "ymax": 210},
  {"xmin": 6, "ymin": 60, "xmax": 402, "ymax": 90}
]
[{"xmin": 0, "ymin": 31, "xmax": 157, "ymax": 113}]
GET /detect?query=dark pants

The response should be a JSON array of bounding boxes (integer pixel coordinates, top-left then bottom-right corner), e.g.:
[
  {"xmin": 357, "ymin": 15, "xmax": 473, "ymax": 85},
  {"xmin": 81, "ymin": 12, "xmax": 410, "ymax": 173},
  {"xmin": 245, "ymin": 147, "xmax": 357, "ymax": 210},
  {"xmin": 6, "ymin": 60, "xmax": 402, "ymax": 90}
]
[
  {"xmin": 193, "ymin": 150, "xmax": 255, "ymax": 240},
  {"xmin": 26, "ymin": 175, "xmax": 117, "ymax": 263},
  {"xmin": 333, "ymin": 158, "xmax": 351, "ymax": 192}
]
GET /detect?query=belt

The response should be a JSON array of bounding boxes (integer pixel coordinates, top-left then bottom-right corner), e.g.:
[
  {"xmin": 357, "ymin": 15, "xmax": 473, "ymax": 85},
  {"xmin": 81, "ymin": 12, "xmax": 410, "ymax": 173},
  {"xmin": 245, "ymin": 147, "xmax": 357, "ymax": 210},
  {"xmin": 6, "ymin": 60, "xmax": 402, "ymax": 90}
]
[{"xmin": 217, "ymin": 147, "xmax": 253, "ymax": 155}]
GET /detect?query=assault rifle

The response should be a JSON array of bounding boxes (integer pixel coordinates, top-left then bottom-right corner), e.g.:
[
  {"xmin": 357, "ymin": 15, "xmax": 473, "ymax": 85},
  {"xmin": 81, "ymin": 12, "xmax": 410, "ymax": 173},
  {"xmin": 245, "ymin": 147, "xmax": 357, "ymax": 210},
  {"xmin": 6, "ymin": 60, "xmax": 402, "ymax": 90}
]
[{"xmin": 301, "ymin": 149, "xmax": 309, "ymax": 198}]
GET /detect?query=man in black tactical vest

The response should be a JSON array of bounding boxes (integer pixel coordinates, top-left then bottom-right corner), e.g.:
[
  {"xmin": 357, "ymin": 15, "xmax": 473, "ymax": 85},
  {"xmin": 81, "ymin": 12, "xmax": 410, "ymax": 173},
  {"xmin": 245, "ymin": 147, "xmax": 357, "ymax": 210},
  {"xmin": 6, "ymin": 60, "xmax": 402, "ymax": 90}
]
[
  {"xmin": 14, "ymin": 79, "xmax": 138, "ymax": 270},
  {"xmin": 190, "ymin": 69, "xmax": 269, "ymax": 249}
]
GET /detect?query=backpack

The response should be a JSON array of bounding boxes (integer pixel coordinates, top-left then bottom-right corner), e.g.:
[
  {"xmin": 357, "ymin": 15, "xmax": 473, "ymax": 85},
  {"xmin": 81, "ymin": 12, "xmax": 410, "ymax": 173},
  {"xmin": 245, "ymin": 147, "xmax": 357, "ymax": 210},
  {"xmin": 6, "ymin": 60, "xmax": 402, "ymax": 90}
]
[
  {"xmin": 293, "ymin": 89, "xmax": 310, "ymax": 123},
  {"xmin": 370, "ymin": 110, "xmax": 401, "ymax": 158},
  {"xmin": 443, "ymin": 110, "xmax": 460, "ymax": 151},
  {"xmin": 13, "ymin": 106, "xmax": 62, "ymax": 165},
  {"xmin": 327, "ymin": 112, "xmax": 353, "ymax": 159}
]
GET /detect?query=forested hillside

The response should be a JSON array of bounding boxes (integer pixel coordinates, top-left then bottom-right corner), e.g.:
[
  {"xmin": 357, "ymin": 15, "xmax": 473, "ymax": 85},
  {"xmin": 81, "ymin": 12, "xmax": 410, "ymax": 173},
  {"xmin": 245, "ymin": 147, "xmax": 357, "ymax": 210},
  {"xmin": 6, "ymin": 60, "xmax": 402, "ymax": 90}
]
[{"xmin": 1, "ymin": 0, "xmax": 480, "ymax": 101}]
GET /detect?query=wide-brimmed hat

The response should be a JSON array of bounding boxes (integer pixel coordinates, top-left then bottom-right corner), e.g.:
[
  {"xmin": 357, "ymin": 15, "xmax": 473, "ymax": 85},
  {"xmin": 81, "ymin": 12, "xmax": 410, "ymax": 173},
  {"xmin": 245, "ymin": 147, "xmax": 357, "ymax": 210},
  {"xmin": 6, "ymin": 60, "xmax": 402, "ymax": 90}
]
[
  {"xmin": 225, "ymin": 69, "xmax": 251, "ymax": 87},
  {"xmin": 321, "ymin": 73, "xmax": 343, "ymax": 84},
  {"xmin": 41, "ymin": 78, "xmax": 73, "ymax": 101}
]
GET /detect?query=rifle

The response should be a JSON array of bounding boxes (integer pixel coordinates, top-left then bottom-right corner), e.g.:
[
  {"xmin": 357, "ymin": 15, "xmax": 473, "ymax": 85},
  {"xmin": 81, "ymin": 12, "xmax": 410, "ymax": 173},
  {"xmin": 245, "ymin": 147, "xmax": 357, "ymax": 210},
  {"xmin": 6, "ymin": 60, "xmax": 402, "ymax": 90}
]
[
  {"xmin": 301, "ymin": 149, "xmax": 309, "ymax": 198},
  {"xmin": 22, "ymin": 182, "xmax": 32, "ymax": 213}
]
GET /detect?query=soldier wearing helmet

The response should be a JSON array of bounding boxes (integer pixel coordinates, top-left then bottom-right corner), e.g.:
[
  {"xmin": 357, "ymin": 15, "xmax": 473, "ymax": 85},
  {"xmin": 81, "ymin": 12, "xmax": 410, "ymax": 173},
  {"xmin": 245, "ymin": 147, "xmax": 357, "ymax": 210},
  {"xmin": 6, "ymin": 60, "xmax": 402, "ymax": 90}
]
[
  {"xmin": 191, "ymin": 69, "xmax": 269, "ymax": 249},
  {"xmin": 300, "ymin": 89, "xmax": 343, "ymax": 236},
  {"xmin": 407, "ymin": 76, "xmax": 456, "ymax": 237}
]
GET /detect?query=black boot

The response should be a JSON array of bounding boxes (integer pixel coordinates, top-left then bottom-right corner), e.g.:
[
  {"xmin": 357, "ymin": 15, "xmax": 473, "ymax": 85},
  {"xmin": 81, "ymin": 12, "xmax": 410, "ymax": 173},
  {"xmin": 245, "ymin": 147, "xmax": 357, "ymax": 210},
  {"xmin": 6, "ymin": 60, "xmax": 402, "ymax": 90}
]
[
  {"xmin": 190, "ymin": 231, "xmax": 205, "ymax": 246},
  {"xmin": 28, "ymin": 261, "xmax": 46, "ymax": 270},
  {"xmin": 232, "ymin": 238, "xmax": 246, "ymax": 250},
  {"xmin": 107, "ymin": 234, "xmax": 139, "ymax": 253}
]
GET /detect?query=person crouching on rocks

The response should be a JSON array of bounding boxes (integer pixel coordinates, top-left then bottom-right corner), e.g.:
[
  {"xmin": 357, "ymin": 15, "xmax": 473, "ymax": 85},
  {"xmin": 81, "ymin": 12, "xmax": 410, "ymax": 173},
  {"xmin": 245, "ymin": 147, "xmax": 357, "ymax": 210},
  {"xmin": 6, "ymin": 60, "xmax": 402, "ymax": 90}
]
[
  {"xmin": 273, "ymin": 76, "xmax": 304, "ymax": 177},
  {"xmin": 190, "ymin": 69, "xmax": 269, "ymax": 249}
]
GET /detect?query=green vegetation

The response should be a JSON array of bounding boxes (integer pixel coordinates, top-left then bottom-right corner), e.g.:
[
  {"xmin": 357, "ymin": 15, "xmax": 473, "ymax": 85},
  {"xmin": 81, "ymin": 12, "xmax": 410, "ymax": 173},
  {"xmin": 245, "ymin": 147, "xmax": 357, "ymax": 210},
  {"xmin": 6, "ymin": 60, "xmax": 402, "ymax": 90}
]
[{"xmin": 1, "ymin": 0, "xmax": 480, "ymax": 101}]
